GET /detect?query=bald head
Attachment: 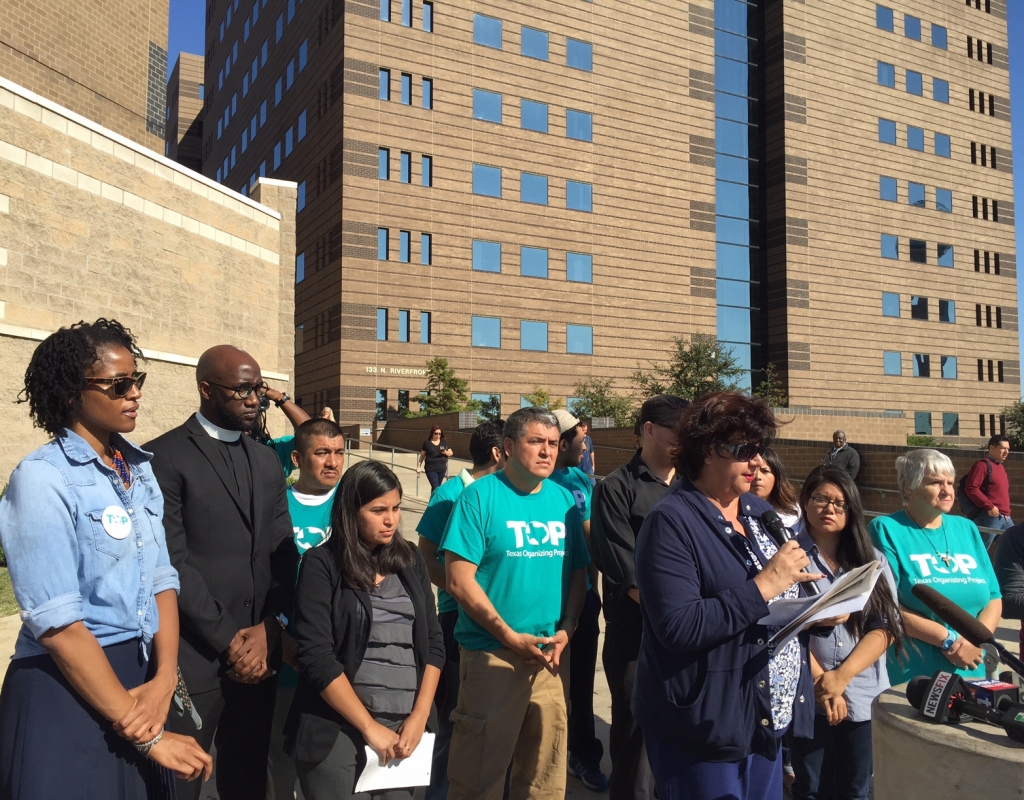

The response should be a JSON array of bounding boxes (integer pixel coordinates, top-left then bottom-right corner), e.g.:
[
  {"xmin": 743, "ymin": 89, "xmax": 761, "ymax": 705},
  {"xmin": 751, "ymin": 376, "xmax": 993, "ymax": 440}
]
[
  {"xmin": 197, "ymin": 345, "xmax": 259, "ymax": 384},
  {"xmin": 196, "ymin": 345, "xmax": 264, "ymax": 431}
]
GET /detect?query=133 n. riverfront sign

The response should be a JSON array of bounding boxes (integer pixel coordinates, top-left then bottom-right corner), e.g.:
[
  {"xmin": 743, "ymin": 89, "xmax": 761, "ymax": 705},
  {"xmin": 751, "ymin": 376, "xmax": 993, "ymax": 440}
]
[{"xmin": 364, "ymin": 366, "xmax": 428, "ymax": 376}]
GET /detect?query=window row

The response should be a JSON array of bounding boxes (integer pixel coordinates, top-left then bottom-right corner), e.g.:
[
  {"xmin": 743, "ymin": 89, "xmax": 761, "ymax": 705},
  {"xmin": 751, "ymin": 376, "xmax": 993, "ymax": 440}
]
[
  {"xmin": 974, "ymin": 250, "xmax": 1002, "ymax": 275},
  {"xmin": 216, "ymin": 100, "xmax": 268, "ymax": 179},
  {"xmin": 967, "ymin": 36, "xmax": 994, "ymax": 64},
  {"xmin": 975, "ymin": 304, "xmax": 1004, "ymax": 328},
  {"xmin": 881, "ymin": 293, "xmax": 955, "ymax": 322},
  {"xmin": 377, "ymin": 229, "xmax": 433, "ymax": 265},
  {"xmin": 472, "ymin": 90, "xmax": 593, "ymax": 141},
  {"xmin": 978, "ymin": 359, "xmax": 1005, "ymax": 383},
  {"xmin": 473, "ymin": 14, "xmax": 593, "ymax": 72},
  {"xmin": 876, "ymin": 62, "xmax": 949, "ymax": 102},
  {"xmin": 470, "ymin": 317, "xmax": 594, "ymax": 354},
  {"xmin": 472, "ymin": 165, "xmax": 592, "ymax": 212},
  {"xmin": 376, "ymin": 309, "xmax": 432, "ymax": 343},
  {"xmin": 878, "ymin": 178, "xmax": 952, "ymax": 212},
  {"xmin": 378, "ymin": 149, "xmax": 433, "ymax": 186},
  {"xmin": 875, "ymin": 5, "xmax": 947, "ymax": 48},
  {"xmin": 379, "ymin": 0, "xmax": 433, "ymax": 31},
  {"xmin": 471, "ymin": 241, "xmax": 594, "ymax": 283},
  {"xmin": 880, "ymin": 235, "xmax": 954, "ymax": 267},
  {"xmin": 971, "ymin": 142, "xmax": 999, "ymax": 169},
  {"xmin": 968, "ymin": 88, "xmax": 996, "ymax": 116},
  {"xmin": 966, "ymin": 0, "xmax": 992, "ymax": 14},
  {"xmin": 971, "ymin": 196, "xmax": 1000, "ymax": 222},
  {"xmin": 877, "ymin": 119, "xmax": 950, "ymax": 157},
  {"xmin": 914, "ymin": 412, "xmax": 961, "ymax": 437},
  {"xmin": 979, "ymin": 414, "xmax": 1006, "ymax": 441},
  {"xmin": 379, "ymin": 69, "xmax": 434, "ymax": 109},
  {"xmin": 882, "ymin": 352, "xmax": 957, "ymax": 379}
]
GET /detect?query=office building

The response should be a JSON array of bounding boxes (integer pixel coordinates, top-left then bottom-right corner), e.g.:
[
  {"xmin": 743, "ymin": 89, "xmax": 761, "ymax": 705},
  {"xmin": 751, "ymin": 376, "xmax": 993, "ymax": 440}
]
[
  {"xmin": 204, "ymin": 0, "xmax": 1017, "ymax": 442},
  {"xmin": 166, "ymin": 53, "xmax": 206, "ymax": 170}
]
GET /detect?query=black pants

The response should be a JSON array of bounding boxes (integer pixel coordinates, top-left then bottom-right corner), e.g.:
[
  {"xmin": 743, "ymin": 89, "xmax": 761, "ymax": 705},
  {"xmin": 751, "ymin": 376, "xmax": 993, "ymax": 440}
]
[
  {"xmin": 791, "ymin": 716, "xmax": 873, "ymax": 800},
  {"xmin": 568, "ymin": 588, "xmax": 603, "ymax": 767},
  {"xmin": 603, "ymin": 617, "xmax": 654, "ymax": 800},
  {"xmin": 167, "ymin": 675, "xmax": 278, "ymax": 800},
  {"xmin": 426, "ymin": 609, "xmax": 460, "ymax": 800}
]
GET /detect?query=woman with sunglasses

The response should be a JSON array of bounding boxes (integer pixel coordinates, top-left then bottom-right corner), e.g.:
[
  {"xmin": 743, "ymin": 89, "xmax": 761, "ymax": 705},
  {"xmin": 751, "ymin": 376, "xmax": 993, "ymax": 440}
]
[
  {"xmin": 0, "ymin": 319, "xmax": 212, "ymax": 798},
  {"xmin": 750, "ymin": 448, "xmax": 804, "ymax": 534},
  {"xmin": 416, "ymin": 425, "xmax": 454, "ymax": 494},
  {"xmin": 789, "ymin": 468, "xmax": 903, "ymax": 800},
  {"xmin": 633, "ymin": 391, "xmax": 822, "ymax": 800}
]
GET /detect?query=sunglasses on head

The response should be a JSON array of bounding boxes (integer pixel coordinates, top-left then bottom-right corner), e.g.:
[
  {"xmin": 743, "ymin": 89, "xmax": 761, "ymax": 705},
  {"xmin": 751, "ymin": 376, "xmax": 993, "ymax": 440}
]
[
  {"xmin": 86, "ymin": 372, "xmax": 147, "ymax": 397},
  {"xmin": 716, "ymin": 441, "xmax": 766, "ymax": 461}
]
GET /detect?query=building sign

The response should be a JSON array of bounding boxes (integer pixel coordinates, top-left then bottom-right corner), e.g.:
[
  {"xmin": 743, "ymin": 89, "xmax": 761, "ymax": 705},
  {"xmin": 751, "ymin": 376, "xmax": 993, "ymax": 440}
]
[{"xmin": 365, "ymin": 366, "xmax": 427, "ymax": 376}]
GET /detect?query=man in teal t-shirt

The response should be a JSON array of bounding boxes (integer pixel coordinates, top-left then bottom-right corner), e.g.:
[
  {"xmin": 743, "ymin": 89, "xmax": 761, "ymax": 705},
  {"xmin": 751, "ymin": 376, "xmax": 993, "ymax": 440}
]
[
  {"xmin": 440, "ymin": 408, "xmax": 589, "ymax": 800},
  {"xmin": 416, "ymin": 420, "xmax": 505, "ymax": 800},
  {"xmin": 267, "ymin": 419, "xmax": 345, "ymax": 800}
]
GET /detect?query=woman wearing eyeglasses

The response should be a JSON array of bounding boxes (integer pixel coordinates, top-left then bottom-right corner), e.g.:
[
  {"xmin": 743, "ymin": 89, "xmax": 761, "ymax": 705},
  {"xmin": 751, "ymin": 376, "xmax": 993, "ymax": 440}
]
[
  {"xmin": 0, "ymin": 319, "xmax": 212, "ymax": 798},
  {"xmin": 633, "ymin": 391, "xmax": 822, "ymax": 800},
  {"xmin": 789, "ymin": 468, "xmax": 903, "ymax": 800},
  {"xmin": 868, "ymin": 449, "xmax": 1002, "ymax": 687}
]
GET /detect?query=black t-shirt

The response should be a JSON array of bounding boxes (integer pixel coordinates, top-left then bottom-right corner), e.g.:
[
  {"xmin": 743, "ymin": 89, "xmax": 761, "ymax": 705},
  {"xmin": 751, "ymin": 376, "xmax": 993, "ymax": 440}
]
[{"xmin": 421, "ymin": 439, "xmax": 450, "ymax": 473}]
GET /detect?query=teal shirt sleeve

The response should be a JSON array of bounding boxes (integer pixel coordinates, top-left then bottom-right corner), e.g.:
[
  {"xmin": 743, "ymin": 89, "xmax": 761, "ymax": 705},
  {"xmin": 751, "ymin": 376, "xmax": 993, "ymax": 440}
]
[
  {"xmin": 417, "ymin": 494, "xmax": 457, "ymax": 545},
  {"xmin": 439, "ymin": 488, "xmax": 485, "ymax": 566},
  {"xmin": 271, "ymin": 435, "xmax": 296, "ymax": 476},
  {"xmin": 567, "ymin": 505, "xmax": 590, "ymax": 572}
]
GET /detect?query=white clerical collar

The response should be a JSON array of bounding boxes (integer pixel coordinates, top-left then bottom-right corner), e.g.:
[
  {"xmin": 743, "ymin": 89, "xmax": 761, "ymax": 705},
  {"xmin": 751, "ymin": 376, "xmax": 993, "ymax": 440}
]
[{"xmin": 196, "ymin": 411, "xmax": 242, "ymax": 442}]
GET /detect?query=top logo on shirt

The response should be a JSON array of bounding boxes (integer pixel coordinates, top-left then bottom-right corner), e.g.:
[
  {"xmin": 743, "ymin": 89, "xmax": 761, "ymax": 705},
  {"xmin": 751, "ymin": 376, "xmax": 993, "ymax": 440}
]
[{"xmin": 507, "ymin": 520, "xmax": 566, "ymax": 549}]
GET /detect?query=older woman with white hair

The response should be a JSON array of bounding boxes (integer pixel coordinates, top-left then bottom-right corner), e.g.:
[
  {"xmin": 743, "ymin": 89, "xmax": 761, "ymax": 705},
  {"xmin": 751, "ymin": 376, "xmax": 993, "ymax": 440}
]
[{"xmin": 868, "ymin": 449, "xmax": 1001, "ymax": 685}]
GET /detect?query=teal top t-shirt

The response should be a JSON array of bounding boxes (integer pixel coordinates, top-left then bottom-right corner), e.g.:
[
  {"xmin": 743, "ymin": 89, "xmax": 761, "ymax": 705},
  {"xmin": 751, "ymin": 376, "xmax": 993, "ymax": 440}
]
[
  {"xmin": 548, "ymin": 466, "xmax": 592, "ymax": 522},
  {"xmin": 279, "ymin": 485, "xmax": 336, "ymax": 688},
  {"xmin": 868, "ymin": 510, "xmax": 1001, "ymax": 685},
  {"xmin": 416, "ymin": 468, "xmax": 475, "ymax": 614},
  {"xmin": 271, "ymin": 435, "xmax": 297, "ymax": 477},
  {"xmin": 439, "ymin": 471, "xmax": 590, "ymax": 652}
]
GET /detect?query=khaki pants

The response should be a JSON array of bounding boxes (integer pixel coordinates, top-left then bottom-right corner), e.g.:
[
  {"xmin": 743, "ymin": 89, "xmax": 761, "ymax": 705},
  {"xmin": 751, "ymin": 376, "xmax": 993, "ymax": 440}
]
[{"xmin": 447, "ymin": 647, "xmax": 569, "ymax": 800}]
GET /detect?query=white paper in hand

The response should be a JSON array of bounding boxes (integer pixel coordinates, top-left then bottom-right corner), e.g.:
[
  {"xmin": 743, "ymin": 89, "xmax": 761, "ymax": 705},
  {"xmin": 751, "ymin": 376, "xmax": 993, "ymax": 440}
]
[{"xmin": 354, "ymin": 733, "xmax": 435, "ymax": 793}]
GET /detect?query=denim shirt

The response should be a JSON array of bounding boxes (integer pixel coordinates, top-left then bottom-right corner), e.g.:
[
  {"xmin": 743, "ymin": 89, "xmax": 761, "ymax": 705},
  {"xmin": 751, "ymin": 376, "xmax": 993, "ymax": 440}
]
[{"xmin": 0, "ymin": 430, "xmax": 179, "ymax": 659}]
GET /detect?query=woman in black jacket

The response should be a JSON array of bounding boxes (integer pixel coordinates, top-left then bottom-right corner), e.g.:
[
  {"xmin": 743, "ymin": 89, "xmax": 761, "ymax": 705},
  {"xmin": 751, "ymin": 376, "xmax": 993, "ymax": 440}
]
[{"xmin": 287, "ymin": 461, "xmax": 444, "ymax": 799}]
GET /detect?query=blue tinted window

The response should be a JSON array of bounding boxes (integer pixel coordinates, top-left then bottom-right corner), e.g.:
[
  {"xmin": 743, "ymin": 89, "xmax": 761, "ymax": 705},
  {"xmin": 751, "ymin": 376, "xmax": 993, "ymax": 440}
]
[
  {"xmin": 876, "ymin": 5, "xmax": 893, "ymax": 31},
  {"xmin": 567, "ymin": 39, "xmax": 593, "ymax": 71},
  {"xmin": 377, "ymin": 228, "xmax": 389, "ymax": 260},
  {"xmin": 521, "ymin": 173, "xmax": 548, "ymax": 205},
  {"xmin": 421, "ymin": 233, "xmax": 431, "ymax": 265},
  {"xmin": 298, "ymin": 111, "xmax": 307, "ymax": 141},
  {"xmin": 297, "ymin": 181, "xmax": 306, "ymax": 212},
  {"xmin": 474, "ymin": 14, "xmax": 502, "ymax": 48},
  {"xmin": 422, "ymin": 78, "xmax": 433, "ymax": 109},
  {"xmin": 904, "ymin": 14, "xmax": 921, "ymax": 40},
  {"xmin": 716, "ymin": 243, "xmax": 751, "ymax": 280},
  {"xmin": 910, "ymin": 239, "xmax": 927, "ymax": 263},
  {"xmin": 907, "ymin": 126, "xmax": 924, "ymax": 151},
  {"xmin": 567, "ymin": 253, "xmax": 593, "ymax": 283},
  {"xmin": 379, "ymin": 69, "xmax": 390, "ymax": 100},
  {"xmin": 935, "ymin": 133, "xmax": 951, "ymax": 157},
  {"xmin": 299, "ymin": 41, "xmax": 308, "ymax": 70},
  {"xmin": 420, "ymin": 312, "xmax": 431, "ymax": 343},
  {"xmin": 717, "ymin": 217, "xmax": 755, "ymax": 247},
  {"xmin": 423, "ymin": 1, "xmax": 433, "ymax": 32},
  {"xmin": 914, "ymin": 411, "xmax": 932, "ymax": 434},
  {"xmin": 399, "ymin": 231, "xmax": 410, "ymax": 262},
  {"xmin": 939, "ymin": 299, "xmax": 955, "ymax": 323},
  {"xmin": 520, "ymin": 321, "xmax": 548, "ymax": 351},
  {"xmin": 715, "ymin": 93, "xmax": 754, "ymax": 123},
  {"xmin": 566, "ymin": 181, "xmax": 593, "ymax": 212},
  {"xmin": 715, "ymin": 29, "xmax": 752, "ymax": 61},
  {"xmin": 716, "ymin": 56, "xmax": 754, "ymax": 97},
  {"xmin": 422, "ymin": 155, "xmax": 432, "ymax": 187},
  {"xmin": 401, "ymin": 73, "xmax": 412, "ymax": 104},
  {"xmin": 932, "ymin": 24, "xmax": 947, "ymax": 49},
  {"xmin": 398, "ymin": 310, "xmax": 409, "ymax": 341},
  {"xmin": 472, "ymin": 240, "xmax": 501, "ymax": 272},
  {"xmin": 913, "ymin": 354, "xmax": 930, "ymax": 378},
  {"xmin": 717, "ymin": 278, "xmax": 750, "ymax": 308},
  {"xmin": 908, "ymin": 182, "xmax": 925, "ymax": 207},
  {"xmin": 473, "ymin": 89, "xmax": 502, "ymax": 123},
  {"xmin": 472, "ymin": 316, "xmax": 501, "ymax": 348},
  {"xmin": 881, "ymin": 234, "xmax": 898, "ymax": 259},
  {"xmin": 878, "ymin": 118, "xmax": 896, "ymax": 144},
  {"xmin": 567, "ymin": 325, "xmax": 593, "ymax": 355},
  {"xmin": 937, "ymin": 243, "xmax": 954, "ymax": 267},
  {"xmin": 906, "ymin": 70, "xmax": 922, "ymax": 96},
  {"xmin": 296, "ymin": 252, "xmax": 305, "ymax": 282},
  {"xmin": 521, "ymin": 100, "xmax": 549, "ymax": 133},
  {"xmin": 717, "ymin": 306, "xmax": 751, "ymax": 343},
  {"xmin": 521, "ymin": 247, "xmax": 548, "ymax": 278},
  {"xmin": 877, "ymin": 61, "xmax": 895, "ymax": 88},
  {"xmin": 933, "ymin": 78, "xmax": 949, "ymax": 103},
  {"xmin": 941, "ymin": 356, "xmax": 957, "ymax": 380},
  {"xmin": 521, "ymin": 26, "xmax": 549, "ymax": 60},
  {"xmin": 566, "ymin": 110, "xmax": 593, "ymax": 141},
  {"xmin": 716, "ymin": 118, "xmax": 752, "ymax": 158},
  {"xmin": 376, "ymin": 308, "xmax": 388, "ymax": 340},
  {"xmin": 717, "ymin": 181, "xmax": 752, "ymax": 220},
  {"xmin": 401, "ymin": 0, "xmax": 411, "ymax": 26},
  {"xmin": 882, "ymin": 292, "xmax": 900, "ymax": 317},
  {"xmin": 936, "ymin": 188, "xmax": 952, "ymax": 213},
  {"xmin": 879, "ymin": 176, "xmax": 897, "ymax": 201},
  {"xmin": 942, "ymin": 412, "xmax": 959, "ymax": 435},
  {"xmin": 378, "ymin": 148, "xmax": 389, "ymax": 179},
  {"xmin": 716, "ymin": 154, "xmax": 754, "ymax": 183},
  {"xmin": 716, "ymin": 0, "xmax": 754, "ymax": 35},
  {"xmin": 883, "ymin": 351, "xmax": 902, "ymax": 375},
  {"xmin": 472, "ymin": 164, "xmax": 502, "ymax": 197}
]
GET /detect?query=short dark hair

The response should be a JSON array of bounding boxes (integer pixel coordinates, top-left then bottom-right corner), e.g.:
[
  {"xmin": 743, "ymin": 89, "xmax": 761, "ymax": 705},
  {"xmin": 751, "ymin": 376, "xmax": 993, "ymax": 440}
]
[
  {"xmin": 294, "ymin": 418, "xmax": 344, "ymax": 455},
  {"xmin": 989, "ymin": 434, "xmax": 1010, "ymax": 448},
  {"xmin": 504, "ymin": 407, "xmax": 558, "ymax": 442},
  {"xmin": 760, "ymin": 447, "xmax": 799, "ymax": 515},
  {"xmin": 20, "ymin": 318, "xmax": 143, "ymax": 437},
  {"xmin": 469, "ymin": 420, "xmax": 504, "ymax": 466},
  {"xmin": 675, "ymin": 391, "xmax": 778, "ymax": 480}
]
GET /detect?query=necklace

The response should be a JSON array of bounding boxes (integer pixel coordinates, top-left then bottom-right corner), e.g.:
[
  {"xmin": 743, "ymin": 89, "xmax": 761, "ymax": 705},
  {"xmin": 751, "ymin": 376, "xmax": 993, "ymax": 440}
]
[
  {"xmin": 109, "ymin": 447, "xmax": 131, "ymax": 490},
  {"xmin": 909, "ymin": 510, "xmax": 952, "ymax": 567}
]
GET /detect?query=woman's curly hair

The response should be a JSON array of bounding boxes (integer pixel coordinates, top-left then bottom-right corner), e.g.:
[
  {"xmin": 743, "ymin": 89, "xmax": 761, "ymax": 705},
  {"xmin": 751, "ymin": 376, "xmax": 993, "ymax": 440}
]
[{"xmin": 19, "ymin": 319, "xmax": 143, "ymax": 437}]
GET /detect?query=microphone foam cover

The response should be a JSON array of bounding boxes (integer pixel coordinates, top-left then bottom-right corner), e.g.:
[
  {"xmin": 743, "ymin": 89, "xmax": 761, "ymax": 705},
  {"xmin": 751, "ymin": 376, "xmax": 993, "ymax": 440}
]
[
  {"xmin": 905, "ymin": 675, "xmax": 932, "ymax": 710},
  {"xmin": 911, "ymin": 584, "xmax": 993, "ymax": 647},
  {"xmin": 758, "ymin": 509, "xmax": 788, "ymax": 546}
]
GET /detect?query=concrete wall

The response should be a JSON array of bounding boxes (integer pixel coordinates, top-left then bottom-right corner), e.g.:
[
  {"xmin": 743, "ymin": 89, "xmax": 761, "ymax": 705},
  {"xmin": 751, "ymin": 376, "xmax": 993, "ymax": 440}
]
[{"xmin": 0, "ymin": 77, "xmax": 297, "ymax": 480}]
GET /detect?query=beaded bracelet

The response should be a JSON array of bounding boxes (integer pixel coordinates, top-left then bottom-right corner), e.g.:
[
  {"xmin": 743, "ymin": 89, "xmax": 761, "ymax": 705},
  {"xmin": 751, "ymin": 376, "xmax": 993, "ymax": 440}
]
[{"xmin": 134, "ymin": 727, "xmax": 164, "ymax": 757}]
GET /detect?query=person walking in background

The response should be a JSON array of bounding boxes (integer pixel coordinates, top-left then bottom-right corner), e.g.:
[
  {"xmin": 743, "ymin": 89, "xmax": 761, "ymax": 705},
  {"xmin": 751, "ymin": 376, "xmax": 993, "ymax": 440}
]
[
  {"xmin": 417, "ymin": 425, "xmax": 454, "ymax": 493},
  {"xmin": 591, "ymin": 393, "xmax": 687, "ymax": 800},
  {"xmin": 790, "ymin": 469, "xmax": 903, "ymax": 800},
  {"xmin": 0, "ymin": 320, "xmax": 212, "ymax": 798},
  {"xmin": 751, "ymin": 448, "xmax": 804, "ymax": 533},
  {"xmin": 994, "ymin": 520, "xmax": 1024, "ymax": 658},
  {"xmin": 286, "ymin": 461, "xmax": 443, "ymax": 800},
  {"xmin": 440, "ymin": 408, "xmax": 589, "ymax": 800},
  {"xmin": 147, "ymin": 345, "xmax": 299, "ymax": 800},
  {"xmin": 579, "ymin": 417, "xmax": 597, "ymax": 483},
  {"xmin": 416, "ymin": 420, "xmax": 506, "ymax": 800},
  {"xmin": 820, "ymin": 431, "xmax": 860, "ymax": 481},
  {"xmin": 962, "ymin": 434, "xmax": 1014, "ymax": 532},
  {"xmin": 266, "ymin": 418, "xmax": 346, "ymax": 800}
]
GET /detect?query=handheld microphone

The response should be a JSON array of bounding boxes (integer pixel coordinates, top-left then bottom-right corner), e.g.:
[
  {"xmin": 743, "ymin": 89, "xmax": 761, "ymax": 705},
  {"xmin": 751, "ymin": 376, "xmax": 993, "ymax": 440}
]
[
  {"xmin": 906, "ymin": 672, "xmax": 1024, "ymax": 743},
  {"xmin": 758, "ymin": 510, "xmax": 820, "ymax": 596},
  {"xmin": 910, "ymin": 584, "xmax": 1024, "ymax": 680}
]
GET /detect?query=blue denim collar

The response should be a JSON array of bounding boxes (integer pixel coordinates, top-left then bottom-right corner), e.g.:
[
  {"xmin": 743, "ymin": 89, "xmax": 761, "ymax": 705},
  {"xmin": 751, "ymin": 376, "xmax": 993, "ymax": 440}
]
[{"xmin": 56, "ymin": 428, "xmax": 152, "ymax": 467}]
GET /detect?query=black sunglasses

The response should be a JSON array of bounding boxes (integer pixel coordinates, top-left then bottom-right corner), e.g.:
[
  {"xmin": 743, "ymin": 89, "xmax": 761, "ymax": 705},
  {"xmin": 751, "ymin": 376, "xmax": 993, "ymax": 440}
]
[
  {"xmin": 207, "ymin": 380, "xmax": 269, "ymax": 399},
  {"xmin": 86, "ymin": 372, "xmax": 147, "ymax": 398},
  {"xmin": 716, "ymin": 441, "xmax": 766, "ymax": 461}
]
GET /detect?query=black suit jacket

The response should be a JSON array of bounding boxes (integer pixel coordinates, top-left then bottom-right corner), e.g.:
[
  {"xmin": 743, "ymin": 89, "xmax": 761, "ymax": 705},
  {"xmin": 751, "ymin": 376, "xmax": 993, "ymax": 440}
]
[{"xmin": 146, "ymin": 414, "xmax": 298, "ymax": 692}]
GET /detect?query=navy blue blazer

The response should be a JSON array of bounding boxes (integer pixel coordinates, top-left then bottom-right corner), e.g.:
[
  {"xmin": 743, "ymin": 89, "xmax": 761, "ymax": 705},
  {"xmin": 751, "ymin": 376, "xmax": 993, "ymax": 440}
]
[{"xmin": 633, "ymin": 479, "xmax": 814, "ymax": 762}]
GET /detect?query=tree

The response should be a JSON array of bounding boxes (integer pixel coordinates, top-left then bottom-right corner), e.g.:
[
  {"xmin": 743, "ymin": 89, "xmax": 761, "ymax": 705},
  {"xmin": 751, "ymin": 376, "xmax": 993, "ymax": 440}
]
[
  {"xmin": 631, "ymin": 333, "xmax": 743, "ymax": 402},
  {"xmin": 413, "ymin": 357, "xmax": 472, "ymax": 416},
  {"xmin": 569, "ymin": 378, "xmax": 634, "ymax": 427},
  {"xmin": 1002, "ymin": 400, "xmax": 1024, "ymax": 450},
  {"xmin": 476, "ymin": 394, "xmax": 503, "ymax": 422},
  {"xmin": 752, "ymin": 362, "xmax": 789, "ymax": 408},
  {"xmin": 522, "ymin": 387, "xmax": 564, "ymax": 410}
]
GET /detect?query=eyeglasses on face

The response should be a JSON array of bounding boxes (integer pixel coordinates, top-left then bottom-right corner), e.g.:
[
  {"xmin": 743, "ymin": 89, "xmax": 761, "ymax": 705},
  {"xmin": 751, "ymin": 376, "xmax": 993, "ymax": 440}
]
[
  {"xmin": 207, "ymin": 380, "xmax": 269, "ymax": 399},
  {"xmin": 716, "ymin": 442, "xmax": 767, "ymax": 461},
  {"xmin": 810, "ymin": 495, "xmax": 848, "ymax": 512},
  {"xmin": 85, "ymin": 372, "xmax": 147, "ymax": 397}
]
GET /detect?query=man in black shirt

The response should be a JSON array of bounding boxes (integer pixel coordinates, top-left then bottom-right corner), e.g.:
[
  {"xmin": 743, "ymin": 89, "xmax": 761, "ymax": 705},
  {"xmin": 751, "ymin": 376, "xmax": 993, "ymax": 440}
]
[{"xmin": 592, "ymin": 394, "xmax": 687, "ymax": 800}]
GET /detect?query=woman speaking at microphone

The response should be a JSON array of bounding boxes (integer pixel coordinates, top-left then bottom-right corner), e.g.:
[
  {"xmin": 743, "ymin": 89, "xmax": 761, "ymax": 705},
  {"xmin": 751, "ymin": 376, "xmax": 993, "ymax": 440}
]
[{"xmin": 633, "ymin": 392, "xmax": 823, "ymax": 800}]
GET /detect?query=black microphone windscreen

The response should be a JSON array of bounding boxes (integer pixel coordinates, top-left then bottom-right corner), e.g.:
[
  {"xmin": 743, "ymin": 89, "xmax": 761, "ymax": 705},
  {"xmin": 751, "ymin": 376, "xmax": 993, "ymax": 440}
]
[
  {"xmin": 911, "ymin": 584, "xmax": 994, "ymax": 646},
  {"xmin": 758, "ymin": 509, "xmax": 789, "ymax": 547},
  {"xmin": 906, "ymin": 676, "xmax": 932, "ymax": 710}
]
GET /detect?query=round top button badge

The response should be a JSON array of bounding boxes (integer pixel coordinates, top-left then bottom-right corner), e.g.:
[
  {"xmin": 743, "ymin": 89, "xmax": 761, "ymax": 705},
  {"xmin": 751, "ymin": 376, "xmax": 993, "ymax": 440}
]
[{"xmin": 101, "ymin": 506, "xmax": 132, "ymax": 540}]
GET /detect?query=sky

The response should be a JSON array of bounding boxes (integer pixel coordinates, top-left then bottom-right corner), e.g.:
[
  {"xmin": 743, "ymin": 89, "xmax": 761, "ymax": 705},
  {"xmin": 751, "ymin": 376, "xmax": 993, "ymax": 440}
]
[{"xmin": 168, "ymin": 1, "xmax": 1024, "ymax": 380}]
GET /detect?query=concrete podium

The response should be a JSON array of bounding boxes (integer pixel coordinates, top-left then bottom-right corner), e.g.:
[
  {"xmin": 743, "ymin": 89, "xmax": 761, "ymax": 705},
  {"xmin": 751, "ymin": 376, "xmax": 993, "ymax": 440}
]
[{"xmin": 873, "ymin": 685, "xmax": 1024, "ymax": 799}]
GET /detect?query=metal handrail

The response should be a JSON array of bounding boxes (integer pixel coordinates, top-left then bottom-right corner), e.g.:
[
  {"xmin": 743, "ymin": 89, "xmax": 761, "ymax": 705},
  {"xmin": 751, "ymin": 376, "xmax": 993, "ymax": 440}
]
[{"xmin": 343, "ymin": 437, "xmax": 469, "ymax": 502}]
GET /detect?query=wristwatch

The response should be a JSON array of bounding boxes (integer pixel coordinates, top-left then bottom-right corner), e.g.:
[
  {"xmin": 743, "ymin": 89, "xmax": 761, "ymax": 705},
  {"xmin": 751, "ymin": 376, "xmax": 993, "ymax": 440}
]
[
  {"xmin": 941, "ymin": 628, "xmax": 959, "ymax": 651},
  {"xmin": 275, "ymin": 613, "xmax": 289, "ymax": 631},
  {"xmin": 274, "ymin": 392, "xmax": 290, "ymax": 408}
]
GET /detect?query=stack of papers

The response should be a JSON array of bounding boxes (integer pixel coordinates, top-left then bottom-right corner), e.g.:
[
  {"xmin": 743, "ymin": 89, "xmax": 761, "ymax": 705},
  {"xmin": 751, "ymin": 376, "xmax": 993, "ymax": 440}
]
[{"xmin": 354, "ymin": 732, "xmax": 435, "ymax": 793}]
